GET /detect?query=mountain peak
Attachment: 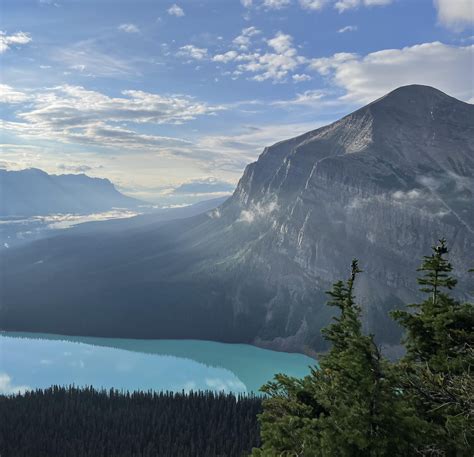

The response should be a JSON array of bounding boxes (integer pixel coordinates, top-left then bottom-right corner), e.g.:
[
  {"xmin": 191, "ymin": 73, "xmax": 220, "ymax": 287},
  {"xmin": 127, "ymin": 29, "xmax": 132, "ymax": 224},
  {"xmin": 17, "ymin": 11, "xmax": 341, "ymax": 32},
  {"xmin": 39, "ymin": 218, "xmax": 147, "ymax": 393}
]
[
  {"xmin": 367, "ymin": 84, "xmax": 463, "ymax": 112},
  {"xmin": 385, "ymin": 84, "xmax": 448, "ymax": 97},
  {"xmin": 234, "ymin": 85, "xmax": 473, "ymax": 210}
]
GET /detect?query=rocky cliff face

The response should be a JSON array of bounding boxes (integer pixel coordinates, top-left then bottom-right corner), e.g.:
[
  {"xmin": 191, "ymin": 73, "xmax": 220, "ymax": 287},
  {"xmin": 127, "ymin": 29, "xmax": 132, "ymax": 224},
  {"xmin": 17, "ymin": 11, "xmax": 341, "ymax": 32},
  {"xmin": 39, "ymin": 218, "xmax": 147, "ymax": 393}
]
[
  {"xmin": 177, "ymin": 84, "xmax": 473, "ymax": 351},
  {"xmin": 2, "ymin": 85, "xmax": 473, "ymax": 353}
]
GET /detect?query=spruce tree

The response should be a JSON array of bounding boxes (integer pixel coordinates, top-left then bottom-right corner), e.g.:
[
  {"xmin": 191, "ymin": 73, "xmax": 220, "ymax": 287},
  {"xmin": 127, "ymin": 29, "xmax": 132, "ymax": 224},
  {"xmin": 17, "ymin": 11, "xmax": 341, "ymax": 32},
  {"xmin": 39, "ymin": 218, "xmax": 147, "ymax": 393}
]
[
  {"xmin": 392, "ymin": 238, "xmax": 473, "ymax": 372},
  {"xmin": 253, "ymin": 260, "xmax": 422, "ymax": 457},
  {"xmin": 392, "ymin": 239, "xmax": 474, "ymax": 455}
]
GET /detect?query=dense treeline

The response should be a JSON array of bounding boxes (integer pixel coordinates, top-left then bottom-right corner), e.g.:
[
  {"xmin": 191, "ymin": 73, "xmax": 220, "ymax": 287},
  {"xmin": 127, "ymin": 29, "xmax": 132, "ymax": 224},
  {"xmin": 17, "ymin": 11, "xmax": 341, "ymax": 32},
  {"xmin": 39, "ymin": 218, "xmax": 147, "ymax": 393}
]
[
  {"xmin": 253, "ymin": 239, "xmax": 473, "ymax": 456},
  {"xmin": 0, "ymin": 387, "xmax": 262, "ymax": 457}
]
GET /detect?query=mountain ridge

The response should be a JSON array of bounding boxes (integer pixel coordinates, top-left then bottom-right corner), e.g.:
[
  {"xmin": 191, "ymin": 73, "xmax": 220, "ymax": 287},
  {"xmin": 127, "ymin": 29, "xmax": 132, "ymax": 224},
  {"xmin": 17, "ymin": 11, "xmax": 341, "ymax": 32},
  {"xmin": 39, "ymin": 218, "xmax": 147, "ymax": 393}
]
[{"xmin": 0, "ymin": 168, "xmax": 144, "ymax": 216}]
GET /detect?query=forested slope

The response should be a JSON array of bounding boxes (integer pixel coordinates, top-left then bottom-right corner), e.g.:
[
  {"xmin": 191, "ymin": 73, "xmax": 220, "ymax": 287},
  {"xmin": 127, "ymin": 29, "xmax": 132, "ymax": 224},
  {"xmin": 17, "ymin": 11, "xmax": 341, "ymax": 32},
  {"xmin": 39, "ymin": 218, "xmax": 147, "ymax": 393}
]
[{"xmin": 0, "ymin": 387, "xmax": 262, "ymax": 457}]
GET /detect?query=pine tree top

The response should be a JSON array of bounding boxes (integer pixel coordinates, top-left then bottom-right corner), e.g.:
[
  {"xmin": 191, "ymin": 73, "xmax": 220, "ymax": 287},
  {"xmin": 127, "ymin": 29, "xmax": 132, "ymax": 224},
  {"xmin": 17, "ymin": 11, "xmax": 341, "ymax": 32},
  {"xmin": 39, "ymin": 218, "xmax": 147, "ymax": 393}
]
[{"xmin": 417, "ymin": 238, "xmax": 457, "ymax": 300}]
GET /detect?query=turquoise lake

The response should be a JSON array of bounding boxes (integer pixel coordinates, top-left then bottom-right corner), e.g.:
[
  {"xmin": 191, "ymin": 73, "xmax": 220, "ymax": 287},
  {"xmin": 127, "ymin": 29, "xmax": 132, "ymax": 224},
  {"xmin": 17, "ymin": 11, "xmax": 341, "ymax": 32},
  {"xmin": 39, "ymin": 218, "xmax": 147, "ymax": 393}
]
[{"xmin": 0, "ymin": 332, "xmax": 316, "ymax": 394}]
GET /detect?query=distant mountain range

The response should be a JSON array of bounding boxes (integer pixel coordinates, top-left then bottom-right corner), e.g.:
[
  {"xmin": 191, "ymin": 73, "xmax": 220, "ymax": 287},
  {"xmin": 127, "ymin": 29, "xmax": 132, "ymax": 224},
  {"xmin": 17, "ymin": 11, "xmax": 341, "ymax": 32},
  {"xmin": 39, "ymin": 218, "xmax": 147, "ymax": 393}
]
[
  {"xmin": 0, "ymin": 168, "xmax": 142, "ymax": 216},
  {"xmin": 1, "ymin": 85, "xmax": 473, "ymax": 354}
]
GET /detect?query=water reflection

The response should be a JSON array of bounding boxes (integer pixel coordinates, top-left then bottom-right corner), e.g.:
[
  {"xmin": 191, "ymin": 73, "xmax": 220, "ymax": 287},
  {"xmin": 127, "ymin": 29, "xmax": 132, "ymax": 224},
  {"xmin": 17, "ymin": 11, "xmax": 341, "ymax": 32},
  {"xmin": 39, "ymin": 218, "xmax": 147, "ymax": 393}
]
[{"xmin": 0, "ymin": 332, "xmax": 315, "ymax": 394}]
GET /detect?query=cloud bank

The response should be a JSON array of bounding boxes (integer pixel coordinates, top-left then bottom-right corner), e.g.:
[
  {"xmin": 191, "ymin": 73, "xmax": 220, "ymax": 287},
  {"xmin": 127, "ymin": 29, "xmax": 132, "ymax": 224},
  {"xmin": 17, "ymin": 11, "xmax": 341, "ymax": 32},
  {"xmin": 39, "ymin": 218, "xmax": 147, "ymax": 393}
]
[
  {"xmin": 242, "ymin": 0, "xmax": 393, "ymax": 12},
  {"xmin": 310, "ymin": 42, "xmax": 473, "ymax": 103},
  {"xmin": 1, "ymin": 84, "xmax": 224, "ymax": 151}
]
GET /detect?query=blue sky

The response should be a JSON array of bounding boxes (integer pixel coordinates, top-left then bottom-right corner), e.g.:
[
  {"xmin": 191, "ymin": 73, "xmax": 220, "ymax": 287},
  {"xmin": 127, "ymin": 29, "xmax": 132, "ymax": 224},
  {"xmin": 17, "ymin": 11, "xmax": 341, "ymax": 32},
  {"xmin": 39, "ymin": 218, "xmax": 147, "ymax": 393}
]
[{"xmin": 1, "ymin": 0, "xmax": 473, "ymax": 203}]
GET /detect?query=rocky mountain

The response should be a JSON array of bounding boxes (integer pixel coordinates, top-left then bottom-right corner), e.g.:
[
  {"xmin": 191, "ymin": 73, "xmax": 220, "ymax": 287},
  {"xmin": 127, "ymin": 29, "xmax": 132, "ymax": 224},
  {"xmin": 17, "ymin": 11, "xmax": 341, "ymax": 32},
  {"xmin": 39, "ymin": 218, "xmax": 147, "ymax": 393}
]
[
  {"xmin": 1, "ymin": 85, "xmax": 473, "ymax": 354},
  {"xmin": 0, "ymin": 168, "xmax": 142, "ymax": 216}
]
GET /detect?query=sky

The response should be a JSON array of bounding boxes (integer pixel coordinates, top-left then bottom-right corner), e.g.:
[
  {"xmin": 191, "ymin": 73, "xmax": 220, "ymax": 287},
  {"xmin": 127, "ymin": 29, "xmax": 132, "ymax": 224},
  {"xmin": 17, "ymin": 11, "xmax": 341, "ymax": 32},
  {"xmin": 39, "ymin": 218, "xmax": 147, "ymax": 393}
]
[{"xmin": 1, "ymin": 0, "xmax": 473, "ymax": 204}]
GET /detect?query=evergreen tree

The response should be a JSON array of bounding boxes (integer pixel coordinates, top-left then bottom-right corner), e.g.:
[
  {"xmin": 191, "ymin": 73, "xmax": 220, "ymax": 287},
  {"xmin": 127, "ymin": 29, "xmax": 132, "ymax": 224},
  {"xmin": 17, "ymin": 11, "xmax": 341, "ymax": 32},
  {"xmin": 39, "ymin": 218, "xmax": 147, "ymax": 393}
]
[
  {"xmin": 392, "ymin": 238, "xmax": 473, "ymax": 373},
  {"xmin": 253, "ymin": 260, "xmax": 422, "ymax": 457},
  {"xmin": 392, "ymin": 239, "xmax": 474, "ymax": 456}
]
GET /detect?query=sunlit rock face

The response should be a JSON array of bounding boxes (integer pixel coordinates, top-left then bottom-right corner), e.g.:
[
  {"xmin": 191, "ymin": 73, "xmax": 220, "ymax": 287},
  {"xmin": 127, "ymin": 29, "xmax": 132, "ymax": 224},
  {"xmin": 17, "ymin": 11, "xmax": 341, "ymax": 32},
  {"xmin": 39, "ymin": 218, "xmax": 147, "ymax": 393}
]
[
  {"xmin": 188, "ymin": 84, "xmax": 474, "ymax": 352},
  {"xmin": 2, "ymin": 85, "xmax": 473, "ymax": 354}
]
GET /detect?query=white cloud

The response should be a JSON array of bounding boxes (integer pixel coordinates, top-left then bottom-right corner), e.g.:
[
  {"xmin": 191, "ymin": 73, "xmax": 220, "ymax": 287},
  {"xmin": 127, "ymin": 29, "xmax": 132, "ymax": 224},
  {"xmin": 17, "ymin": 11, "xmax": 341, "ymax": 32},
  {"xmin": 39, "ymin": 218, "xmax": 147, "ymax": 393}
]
[
  {"xmin": 177, "ymin": 44, "xmax": 208, "ymax": 60},
  {"xmin": 167, "ymin": 4, "xmax": 185, "ymax": 16},
  {"xmin": 364, "ymin": 0, "xmax": 392, "ymax": 4},
  {"xmin": 118, "ymin": 23, "xmax": 140, "ymax": 33},
  {"xmin": 338, "ymin": 25, "xmax": 358, "ymax": 33},
  {"xmin": 310, "ymin": 52, "xmax": 356, "ymax": 75},
  {"xmin": 0, "ymin": 373, "xmax": 30, "ymax": 395},
  {"xmin": 434, "ymin": 0, "xmax": 474, "ymax": 31},
  {"xmin": 107, "ymin": 122, "xmax": 324, "ymax": 201},
  {"xmin": 54, "ymin": 41, "xmax": 136, "ymax": 77},
  {"xmin": 165, "ymin": 176, "xmax": 235, "ymax": 198},
  {"xmin": 209, "ymin": 207, "xmax": 221, "ymax": 219},
  {"xmin": 213, "ymin": 50, "xmax": 239, "ymax": 63},
  {"xmin": 272, "ymin": 89, "xmax": 326, "ymax": 106},
  {"xmin": 233, "ymin": 26, "xmax": 261, "ymax": 50},
  {"xmin": 334, "ymin": 0, "xmax": 357, "ymax": 10},
  {"xmin": 299, "ymin": 0, "xmax": 327, "ymax": 10},
  {"xmin": 292, "ymin": 73, "xmax": 312, "ymax": 82},
  {"xmin": 263, "ymin": 0, "xmax": 291, "ymax": 9},
  {"xmin": 238, "ymin": 200, "xmax": 278, "ymax": 223},
  {"xmin": 335, "ymin": 0, "xmax": 392, "ymax": 12},
  {"xmin": 310, "ymin": 42, "xmax": 474, "ymax": 103},
  {"xmin": 57, "ymin": 163, "xmax": 94, "ymax": 173},
  {"xmin": 71, "ymin": 64, "xmax": 86, "ymax": 72},
  {"xmin": 267, "ymin": 31, "xmax": 293, "ymax": 53},
  {"xmin": 237, "ymin": 31, "xmax": 307, "ymax": 82},
  {"xmin": 1, "ymin": 85, "xmax": 224, "ymax": 151},
  {"xmin": 247, "ymin": 0, "xmax": 390, "ymax": 12},
  {"xmin": 213, "ymin": 29, "xmax": 308, "ymax": 82},
  {"xmin": 195, "ymin": 121, "xmax": 323, "ymax": 170},
  {"xmin": 0, "ymin": 84, "xmax": 31, "ymax": 104},
  {"xmin": 0, "ymin": 31, "xmax": 32, "ymax": 53}
]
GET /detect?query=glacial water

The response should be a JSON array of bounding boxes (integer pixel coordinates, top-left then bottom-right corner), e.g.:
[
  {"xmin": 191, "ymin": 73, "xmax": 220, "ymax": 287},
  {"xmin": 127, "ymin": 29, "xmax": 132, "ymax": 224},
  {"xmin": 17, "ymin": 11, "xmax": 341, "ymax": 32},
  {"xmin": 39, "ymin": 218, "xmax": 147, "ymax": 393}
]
[{"xmin": 0, "ymin": 332, "xmax": 316, "ymax": 395}]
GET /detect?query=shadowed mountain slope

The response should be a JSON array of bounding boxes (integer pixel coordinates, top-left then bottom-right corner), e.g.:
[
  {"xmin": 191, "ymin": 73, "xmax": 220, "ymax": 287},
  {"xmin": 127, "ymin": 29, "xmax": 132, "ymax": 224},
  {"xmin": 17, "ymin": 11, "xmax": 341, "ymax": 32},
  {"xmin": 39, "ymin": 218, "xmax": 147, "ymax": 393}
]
[{"xmin": 1, "ymin": 85, "xmax": 473, "ymax": 353}]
